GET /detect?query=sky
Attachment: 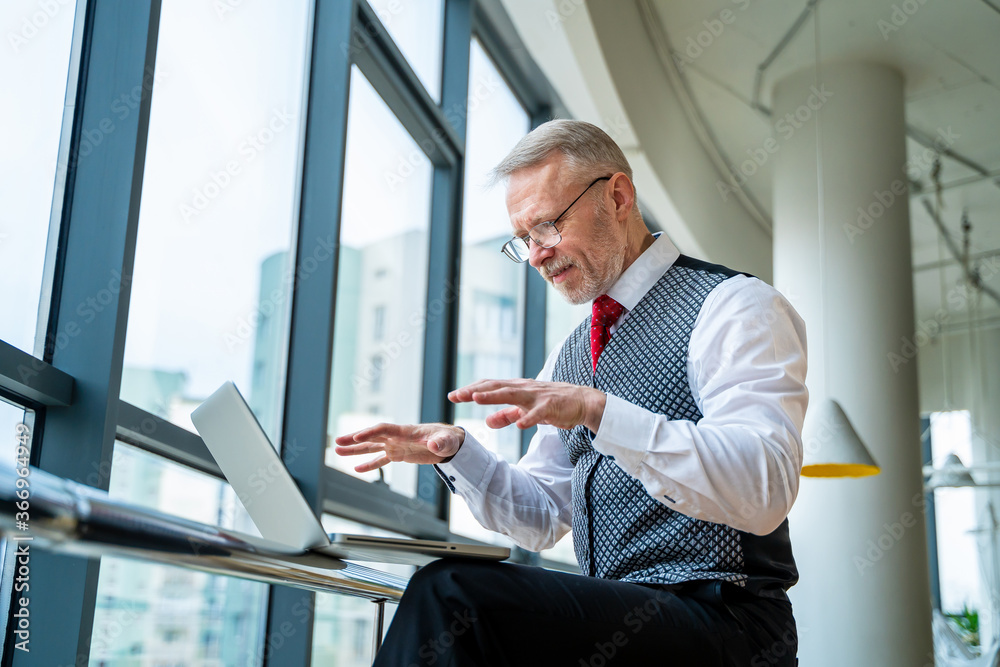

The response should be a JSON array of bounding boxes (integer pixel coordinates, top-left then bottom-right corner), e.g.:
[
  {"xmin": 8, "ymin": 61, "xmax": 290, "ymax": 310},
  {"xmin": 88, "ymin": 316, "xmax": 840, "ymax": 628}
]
[{"xmin": 0, "ymin": 0, "xmax": 77, "ymax": 353}]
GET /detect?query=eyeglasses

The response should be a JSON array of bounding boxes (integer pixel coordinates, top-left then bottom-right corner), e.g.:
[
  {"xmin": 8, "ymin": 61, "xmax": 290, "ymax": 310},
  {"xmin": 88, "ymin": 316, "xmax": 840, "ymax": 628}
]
[{"xmin": 500, "ymin": 176, "xmax": 611, "ymax": 263}]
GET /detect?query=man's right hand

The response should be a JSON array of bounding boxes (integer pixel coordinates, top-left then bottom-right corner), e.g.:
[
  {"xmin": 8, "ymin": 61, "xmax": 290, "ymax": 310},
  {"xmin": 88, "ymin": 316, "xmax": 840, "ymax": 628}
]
[{"xmin": 333, "ymin": 423, "xmax": 465, "ymax": 473}]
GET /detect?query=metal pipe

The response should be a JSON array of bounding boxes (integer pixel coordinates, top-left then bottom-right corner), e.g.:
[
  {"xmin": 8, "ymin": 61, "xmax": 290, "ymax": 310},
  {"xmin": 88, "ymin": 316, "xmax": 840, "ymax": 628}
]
[
  {"xmin": 372, "ymin": 600, "xmax": 386, "ymax": 657},
  {"xmin": 0, "ymin": 464, "xmax": 406, "ymax": 603},
  {"xmin": 750, "ymin": 0, "xmax": 822, "ymax": 114},
  {"xmin": 920, "ymin": 197, "xmax": 1000, "ymax": 311},
  {"xmin": 637, "ymin": 0, "xmax": 773, "ymax": 234},
  {"xmin": 924, "ymin": 461, "xmax": 1000, "ymax": 476}
]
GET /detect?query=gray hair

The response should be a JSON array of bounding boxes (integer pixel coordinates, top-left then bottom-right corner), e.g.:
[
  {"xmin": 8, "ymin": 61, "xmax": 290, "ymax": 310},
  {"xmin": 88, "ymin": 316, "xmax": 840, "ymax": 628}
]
[{"xmin": 488, "ymin": 119, "xmax": 633, "ymax": 188}]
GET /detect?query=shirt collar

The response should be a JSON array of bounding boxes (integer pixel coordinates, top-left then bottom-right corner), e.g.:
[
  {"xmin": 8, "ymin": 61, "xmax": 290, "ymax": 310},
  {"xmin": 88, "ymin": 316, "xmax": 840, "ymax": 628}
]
[{"xmin": 604, "ymin": 232, "xmax": 679, "ymax": 311}]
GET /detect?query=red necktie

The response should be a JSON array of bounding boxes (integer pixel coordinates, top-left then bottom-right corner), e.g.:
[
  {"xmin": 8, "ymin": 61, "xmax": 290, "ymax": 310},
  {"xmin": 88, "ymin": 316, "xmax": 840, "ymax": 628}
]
[{"xmin": 590, "ymin": 294, "xmax": 624, "ymax": 372}]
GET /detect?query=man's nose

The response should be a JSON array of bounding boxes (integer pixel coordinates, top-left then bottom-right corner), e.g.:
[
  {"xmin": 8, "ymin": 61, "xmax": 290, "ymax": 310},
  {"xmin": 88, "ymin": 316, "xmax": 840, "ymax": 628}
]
[{"xmin": 528, "ymin": 239, "xmax": 554, "ymax": 269}]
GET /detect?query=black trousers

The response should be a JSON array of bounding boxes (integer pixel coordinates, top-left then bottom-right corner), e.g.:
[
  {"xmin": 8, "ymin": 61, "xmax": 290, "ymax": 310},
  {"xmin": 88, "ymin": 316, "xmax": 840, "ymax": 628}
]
[{"xmin": 373, "ymin": 559, "xmax": 797, "ymax": 667}]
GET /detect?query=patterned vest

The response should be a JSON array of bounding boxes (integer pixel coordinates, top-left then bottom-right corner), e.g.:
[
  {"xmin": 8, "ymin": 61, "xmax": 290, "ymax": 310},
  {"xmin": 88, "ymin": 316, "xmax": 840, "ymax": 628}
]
[{"xmin": 552, "ymin": 255, "xmax": 798, "ymax": 599}]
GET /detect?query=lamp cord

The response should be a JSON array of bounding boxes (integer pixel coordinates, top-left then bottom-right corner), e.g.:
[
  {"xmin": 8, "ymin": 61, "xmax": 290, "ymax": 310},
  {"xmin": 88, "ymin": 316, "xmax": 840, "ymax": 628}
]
[{"xmin": 813, "ymin": 5, "xmax": 830, "ymax": 399}]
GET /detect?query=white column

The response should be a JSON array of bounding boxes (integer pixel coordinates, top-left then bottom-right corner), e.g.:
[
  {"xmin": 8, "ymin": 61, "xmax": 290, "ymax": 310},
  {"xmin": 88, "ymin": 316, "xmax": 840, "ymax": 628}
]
[{"xmin": 772, "ymin": 63, "xmax": 933, "ymax": 666}]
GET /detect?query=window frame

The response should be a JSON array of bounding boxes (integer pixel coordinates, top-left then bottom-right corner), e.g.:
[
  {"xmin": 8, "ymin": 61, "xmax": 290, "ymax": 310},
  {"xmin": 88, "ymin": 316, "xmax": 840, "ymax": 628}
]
[{"xmin": 0, "ymin": 0, "xmax": 576, "ymax": 663}]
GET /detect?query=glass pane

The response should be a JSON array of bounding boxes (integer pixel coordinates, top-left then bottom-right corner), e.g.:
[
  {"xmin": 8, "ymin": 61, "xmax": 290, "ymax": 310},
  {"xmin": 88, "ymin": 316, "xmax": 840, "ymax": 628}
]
[
  {"xmin": 366, "ymin": 0, "xmax": 443, "ymax": 101},
  {"xmin": 0, "ymin": 1, "xmax": 79, "ymax": 352},
  {"xmin": 120, "ymin": 0, "xmax": 311, "ymax": 443},
  {"xmin": 91, "ymin": 443, "xmax": 268, "ymax": 665},
  {"xmin": 311, "ymin": 516, "xmax": 409, "ymax": 667},
  {"xmin": 545, "ymin": 295, "xmax": 591, "ymax": 356},
  {"xmin": 450, "ymin": 41, "xmax": 529, "ymax": 543},
  {"xmin": 326, "ymin": 68, "xmax": 433, "ymax": 498}
]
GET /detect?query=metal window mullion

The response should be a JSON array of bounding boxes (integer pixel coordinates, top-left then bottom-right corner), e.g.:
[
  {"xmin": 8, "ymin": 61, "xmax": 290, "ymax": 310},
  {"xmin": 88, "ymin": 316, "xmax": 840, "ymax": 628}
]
[
  {"xmin": 7, "ymin": 0, "xmax": 163, "ymax": 664},
  {"xmin": 262, "ymin": 0, "xmax": 356, "ymax": 665},
  {"xmin": 419, "ymin": 0, "xmax": 472, "ymax": 526},
  {"xmin": 0, "ymin": 341, "xmax": 74, "ymax": 409},
  {"xmin": 515, "ymin": 109, "xmax": 554, "ymax": 464},
  {"xmin": 471, "ymin": 1, "xmax": 567, "ymax": 119},
  {"xmin": 115, "ymin": 401, "xmax": 223, "ymax": 479},
  {"xmin": 352, "ymin": 0, "xmax": 463, "ymax": 164}
]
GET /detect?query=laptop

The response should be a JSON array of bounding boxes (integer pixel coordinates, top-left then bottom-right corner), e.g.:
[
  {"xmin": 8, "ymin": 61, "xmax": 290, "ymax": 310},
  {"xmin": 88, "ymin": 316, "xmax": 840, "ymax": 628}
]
[{"xmin": 190, "ymin": 381, "xmax": 510, "ymax": 567}]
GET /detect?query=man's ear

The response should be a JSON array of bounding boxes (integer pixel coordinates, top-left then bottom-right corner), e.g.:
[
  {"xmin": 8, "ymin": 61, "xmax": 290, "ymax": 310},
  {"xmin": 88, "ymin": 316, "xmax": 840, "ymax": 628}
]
[{"xmin": 609, "ymin": 173, "xmax": 635, "ymax": 223}]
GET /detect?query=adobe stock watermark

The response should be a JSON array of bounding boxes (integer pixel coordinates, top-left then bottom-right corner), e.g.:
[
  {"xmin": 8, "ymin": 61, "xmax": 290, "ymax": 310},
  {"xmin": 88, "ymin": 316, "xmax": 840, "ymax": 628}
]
[
  {"xmin": 213, "ymin": 0, "xmax": 248, "ymax": 21},
  {"xmin": 843, "ymin": 126, "xmax": 959, "ymax": 243},
  {"xmin": 179, "ymin": 107, "xmax": 296, "ymax": 223},
  {"xmin": 84, "ymin": 601, "xmax": 144, "ymax": 666},
  {"xmin": 716, "ymin": 84, "xmax": 834, "ymax": 203},
  {"xmin": 54, "ymin": 67, "xmax": 169, "ymax": 183},
  {"xmin": 410, "ymin": 608, "xmax": 477, "ymax": 666},
  {"xmin": 7, "ymin": 0, "xmax": 73, "ymax": 53},
  {"xmin": 750, "ymin": 621, "xmax": 798, "ymax": 666},
  {"xmin": 544, "ymin": 0, "xmax": 587, "ymax": 29},
  {"xmin": 384, "ymin": 72, "xmax": 502, "ymax": 192},
  {"xmin": 575, "ymin": 586, "xmax": 792, "ymax": 667},
  {"xmin": 854, "ymin": 491, "xmax": 929, "ymax": 575},
  {"xmin": 671, "ymin": 0, "xmax": 757, "ymax": 72},
  {"xmin": 876, "ymin": 0, "xmax": 932, "ymax": 41},
  {"xmin": 352, "ymin": 280, "xmax": 459, "ymax": 391},
  {"xmin": 224, "ymin": 236, "xmax": 336, "ymax": 351},
  {"xmin": 575, "ymin": 591, "xmax": 680, "ymax": 667},
  {"xmin": 236, "ymin": 438, "xmax": 308, "ymax": 512},
  {"xmin": 16, "ymin": 269, "xmax": 132, "ymax": 390},
  {"xmin": 886, "ymin": 254, "xmax": 1000, "ymax": 372},
  {"xmin": 249, "ymin": 593, "xmax": 317, "ymax": 664}
]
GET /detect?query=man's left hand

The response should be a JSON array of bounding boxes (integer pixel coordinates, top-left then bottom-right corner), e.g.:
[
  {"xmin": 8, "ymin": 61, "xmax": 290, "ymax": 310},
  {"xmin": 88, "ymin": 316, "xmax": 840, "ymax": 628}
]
[{"xmin": 448, "ymin": 379, "xmax": 606, "ymax": 433}]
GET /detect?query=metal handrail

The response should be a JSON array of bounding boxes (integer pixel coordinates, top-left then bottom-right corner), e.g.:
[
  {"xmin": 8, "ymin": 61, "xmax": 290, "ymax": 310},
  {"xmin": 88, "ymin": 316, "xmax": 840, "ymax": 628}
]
[{"xmin": 0, "ymin": 463, "xmax": 407, "ymax": 602}]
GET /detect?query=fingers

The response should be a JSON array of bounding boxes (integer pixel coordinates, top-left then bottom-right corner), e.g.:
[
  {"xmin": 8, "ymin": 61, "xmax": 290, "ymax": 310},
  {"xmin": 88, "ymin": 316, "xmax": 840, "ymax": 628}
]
[
  {"xmin": 354, "ymin": 455, "xmax": 390, "ymax": 473},
  {"xmin": 333, "ymin": 422, "xmax": 405, "ymax": 445},
  {"xmin": 484, "ymin": 406, "xmax": 523, "ymax": 429},
  {"xmin": 469, "ymin": 387, "xmax": 534, "ymax": 407},
  {"xmin": 515, "ymin": 406, "xmax": 546, "ymax": 430},
  {"xmin": 427, "ymin": 438, "xmax": 457, "ymax": 458},
  {"xmin": 449, "ymin": 378, "xmax": 528, "ymax": 403},
  {"xmin": 333, "ymin": 442, "xmax": 384, "ymax": 456}
]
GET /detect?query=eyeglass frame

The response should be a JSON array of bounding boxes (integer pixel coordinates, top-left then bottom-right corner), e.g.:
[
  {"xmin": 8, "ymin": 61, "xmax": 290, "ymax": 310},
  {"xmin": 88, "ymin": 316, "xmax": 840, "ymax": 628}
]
[{"xmin": 500, "ymin": 176, "xmax": 612, "ymax": 263}]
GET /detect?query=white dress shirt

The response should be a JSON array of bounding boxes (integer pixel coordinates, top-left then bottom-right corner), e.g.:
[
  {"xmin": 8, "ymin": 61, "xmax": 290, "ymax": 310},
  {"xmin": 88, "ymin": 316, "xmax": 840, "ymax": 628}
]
[{"xmin": 437, "ymin": 234, "xmax": 808, "ymax": 552}]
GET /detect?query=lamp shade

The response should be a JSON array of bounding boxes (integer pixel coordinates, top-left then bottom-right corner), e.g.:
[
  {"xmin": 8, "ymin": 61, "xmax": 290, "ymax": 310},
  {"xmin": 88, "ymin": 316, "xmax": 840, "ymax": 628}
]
[
  {"xmin": 925, "ymin": 453, "xmax": 976, "ymax": 489},
  {"xmin": 801, "ymin": 399, "xmax": 880, "ymax": 478}
]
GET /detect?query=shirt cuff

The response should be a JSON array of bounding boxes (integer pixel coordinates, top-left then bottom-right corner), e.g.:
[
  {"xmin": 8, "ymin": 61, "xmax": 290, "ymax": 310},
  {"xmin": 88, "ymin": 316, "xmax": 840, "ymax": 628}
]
[
  {"xmin": 591, "ymin": 393, "xmax": 655, "ymax": 476},
  {"xmin": 433, "ymin": 428, "xmax": 496, "ymax": 495}
]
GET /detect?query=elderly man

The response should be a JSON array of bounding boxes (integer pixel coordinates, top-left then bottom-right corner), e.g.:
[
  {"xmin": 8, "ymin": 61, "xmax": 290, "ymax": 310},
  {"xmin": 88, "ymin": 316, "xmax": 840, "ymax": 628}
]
[{"xmin": 336, "ymin": 119, "xmax": 806, "ymax": 666}]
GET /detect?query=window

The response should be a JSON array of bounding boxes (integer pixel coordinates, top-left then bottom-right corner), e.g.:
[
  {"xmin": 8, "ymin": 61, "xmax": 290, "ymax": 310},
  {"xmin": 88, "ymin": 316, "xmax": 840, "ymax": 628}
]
[
  {"xmin": 310, "ymin": 516, "xmax": 409, "ymax": 667},
  {"xmin": 5, "ymin": 0, "xmax": 572, "ymax": 660},
  {"xmin": 546, "ymin": 296, "xmax": 592, "ymax": 356},
  {"xmin": 90, "ymin": 443, "xmax": 268, "ymax": 664},
  {"xmin": 929, "ymin": 410, "xmax": 988, "ymax": 639},
  {"xmin": 366, "ymin": 0, "xmax": 444, "ymax": 100},
  {"xmin": 450, "ymin": 39, "xmax": 530, "ymax": 543},
  {"xmin": 119, "ymin": 0, "xmax": 311, "ymax": 444},
  {"xmin": 373, "ymin": 305, "xmax": 386, "ymax": 341},
  {"xmin": 370, "ymin": 355, "xmax": 384, "ymax": 393},
  {"xmin": 0, "ymin": 0, "xmax": 80, "ymax": 353},
  {"xmin": 326, "ymin": 67, "xmax": 434, "ymax": 499}
]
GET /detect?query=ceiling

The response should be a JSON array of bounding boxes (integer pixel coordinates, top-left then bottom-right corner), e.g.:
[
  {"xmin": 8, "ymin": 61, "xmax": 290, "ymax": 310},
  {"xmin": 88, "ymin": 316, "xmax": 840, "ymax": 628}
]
[{"xmin": 648, "ymin": 0, "xmax": 1000, "ymax": 328}]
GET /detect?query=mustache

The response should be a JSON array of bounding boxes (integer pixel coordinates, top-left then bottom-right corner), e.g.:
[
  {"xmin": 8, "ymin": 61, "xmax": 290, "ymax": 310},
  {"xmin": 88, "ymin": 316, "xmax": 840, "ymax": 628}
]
[{"xmin": 540, "ymin": 258, "xmax": 574, "ymax": 280}]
